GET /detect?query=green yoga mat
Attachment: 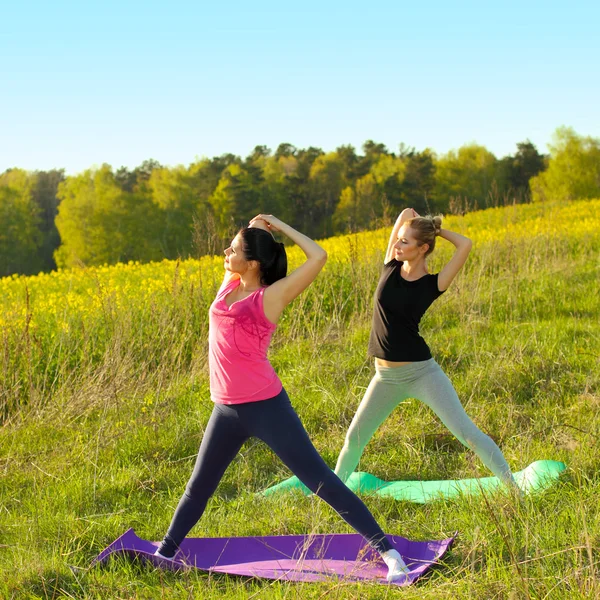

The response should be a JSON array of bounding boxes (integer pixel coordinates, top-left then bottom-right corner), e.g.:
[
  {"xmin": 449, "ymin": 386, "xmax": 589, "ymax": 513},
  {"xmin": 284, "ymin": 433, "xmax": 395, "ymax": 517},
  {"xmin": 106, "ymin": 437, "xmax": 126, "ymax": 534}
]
[{"xmin": 261, "ymin": 460, "xmax": 566, "ymax": 503}]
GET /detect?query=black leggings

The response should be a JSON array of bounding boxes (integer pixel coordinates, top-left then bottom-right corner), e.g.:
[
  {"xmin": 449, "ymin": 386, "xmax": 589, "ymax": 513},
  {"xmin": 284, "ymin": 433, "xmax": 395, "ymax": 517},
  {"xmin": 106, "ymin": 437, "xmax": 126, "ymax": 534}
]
[{"xmin": 158, "ymin": 388, "xmax": 392, "ymax": 556}]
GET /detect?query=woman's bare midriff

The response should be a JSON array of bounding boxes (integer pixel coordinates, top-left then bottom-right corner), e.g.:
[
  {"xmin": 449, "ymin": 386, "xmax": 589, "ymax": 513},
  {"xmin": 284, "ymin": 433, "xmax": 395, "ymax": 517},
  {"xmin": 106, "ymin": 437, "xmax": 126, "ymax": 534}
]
[{"xmin": 375, "ymin": 358, "xmax": 413, "ymax": 367}]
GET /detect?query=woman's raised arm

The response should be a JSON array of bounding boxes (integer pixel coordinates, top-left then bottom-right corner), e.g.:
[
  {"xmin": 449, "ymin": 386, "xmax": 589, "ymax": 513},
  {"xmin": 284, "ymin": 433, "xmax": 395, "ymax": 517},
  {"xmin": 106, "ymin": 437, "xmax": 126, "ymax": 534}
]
[
  {"xmin": 250, "ymin": 214, "xmax": 327, "ymax": 323},
  {"xmin": 436, "ymin": 229, "xmax": 472, "ymax": 291},
  {"xmin": 384, "ymin": 208, "xmax": 417, "ymax": 264}
]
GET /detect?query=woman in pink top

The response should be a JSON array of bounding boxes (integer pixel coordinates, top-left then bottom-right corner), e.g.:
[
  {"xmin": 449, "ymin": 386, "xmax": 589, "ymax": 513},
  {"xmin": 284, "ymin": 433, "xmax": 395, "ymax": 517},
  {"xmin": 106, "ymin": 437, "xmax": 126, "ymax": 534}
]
[{"xmin": 155, "ymin": 215, "xmax": 409, "ymax": 581}]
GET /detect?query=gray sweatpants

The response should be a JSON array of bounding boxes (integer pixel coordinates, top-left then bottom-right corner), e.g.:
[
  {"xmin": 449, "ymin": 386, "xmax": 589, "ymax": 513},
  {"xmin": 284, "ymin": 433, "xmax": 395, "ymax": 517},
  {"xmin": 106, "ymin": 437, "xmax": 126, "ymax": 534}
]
[{"xmin": 334, "ymin": 359, "xmax": 517, "ymax": 487}]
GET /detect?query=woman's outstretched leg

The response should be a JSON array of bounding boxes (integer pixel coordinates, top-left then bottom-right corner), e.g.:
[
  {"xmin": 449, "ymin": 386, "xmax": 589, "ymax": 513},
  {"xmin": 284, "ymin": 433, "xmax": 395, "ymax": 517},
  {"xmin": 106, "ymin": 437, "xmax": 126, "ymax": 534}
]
[
  {"xmin": 334, "ymin": 370, "xmax": 408, "ymax": 482},
  {"xmin": 251, "ymin": 392, "xmax": 391, "ymax": 548},
  {"xmin": 156, "ymin": 404, "xmax": 248, "ymax": 557},
  {"xmin": 411, "ymin": 360, "xmax": 519, "ymax": 489},
  {"xmin": 249, "ymin": 389, "xmax": 409, "ymax": 579}
]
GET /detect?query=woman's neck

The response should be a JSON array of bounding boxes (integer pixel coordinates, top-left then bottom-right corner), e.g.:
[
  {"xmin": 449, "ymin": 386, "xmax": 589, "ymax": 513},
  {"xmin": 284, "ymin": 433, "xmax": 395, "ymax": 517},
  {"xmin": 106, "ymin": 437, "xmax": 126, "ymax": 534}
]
[
  {"xmin": 402, "ymin": 258, "xmax": 428, "ymax": 276},
  {"xmin": 238, "ymin": 273, "xmax": 262, "ymax": 292}
]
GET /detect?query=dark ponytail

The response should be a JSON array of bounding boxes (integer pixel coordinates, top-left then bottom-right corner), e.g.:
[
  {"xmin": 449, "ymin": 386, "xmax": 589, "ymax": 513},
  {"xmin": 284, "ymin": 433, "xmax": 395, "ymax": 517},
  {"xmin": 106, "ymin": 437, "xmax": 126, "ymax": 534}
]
[{"xmin": 240, "ymin": 227, "xmax": 288, "ymax": 285}]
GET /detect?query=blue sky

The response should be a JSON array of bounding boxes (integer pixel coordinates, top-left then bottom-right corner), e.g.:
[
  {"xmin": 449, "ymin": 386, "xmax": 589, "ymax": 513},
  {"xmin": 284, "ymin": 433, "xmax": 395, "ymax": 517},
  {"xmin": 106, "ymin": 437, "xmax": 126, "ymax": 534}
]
[{"xmin": 2, "ymin": 0, "xmax": 599, "ymax": 174}]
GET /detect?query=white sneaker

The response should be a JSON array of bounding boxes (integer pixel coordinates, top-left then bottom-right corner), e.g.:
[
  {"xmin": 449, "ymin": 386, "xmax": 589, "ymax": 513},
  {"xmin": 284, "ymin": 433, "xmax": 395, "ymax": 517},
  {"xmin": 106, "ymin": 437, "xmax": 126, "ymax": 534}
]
[
  {"xmin": 381, "ymin": 548, "xmax": 410, "ymax": 582},
  {"xmin": 153, "ymin": 548, "xmax": 177, "ymax": 562}
]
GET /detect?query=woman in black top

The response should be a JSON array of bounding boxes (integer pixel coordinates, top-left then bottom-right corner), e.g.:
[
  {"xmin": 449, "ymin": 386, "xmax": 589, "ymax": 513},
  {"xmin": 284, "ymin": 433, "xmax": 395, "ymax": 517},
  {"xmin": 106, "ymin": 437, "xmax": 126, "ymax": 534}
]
[{"xmin": 334, "ymin": 208, "xmax": 519, "ymax": 491}]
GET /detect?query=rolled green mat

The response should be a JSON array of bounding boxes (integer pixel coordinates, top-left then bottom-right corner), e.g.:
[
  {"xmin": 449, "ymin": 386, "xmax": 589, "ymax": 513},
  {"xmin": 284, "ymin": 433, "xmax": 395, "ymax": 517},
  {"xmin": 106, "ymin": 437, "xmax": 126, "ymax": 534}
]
[{"xmin": 261, "ymin": 460, "xmax": 566, "ymax": 503}]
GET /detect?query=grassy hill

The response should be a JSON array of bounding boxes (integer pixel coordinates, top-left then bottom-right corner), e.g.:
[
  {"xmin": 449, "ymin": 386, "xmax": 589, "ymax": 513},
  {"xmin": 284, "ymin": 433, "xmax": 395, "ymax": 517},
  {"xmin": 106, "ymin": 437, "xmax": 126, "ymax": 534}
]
[{"xmin": 1, "ymin": 199, "xmax": 599, "ymax": 598}]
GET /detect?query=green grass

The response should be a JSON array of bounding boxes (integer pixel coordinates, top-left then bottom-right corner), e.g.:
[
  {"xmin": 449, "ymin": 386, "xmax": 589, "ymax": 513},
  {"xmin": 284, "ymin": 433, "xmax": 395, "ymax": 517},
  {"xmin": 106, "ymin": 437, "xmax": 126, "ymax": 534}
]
[{"xmin": 1, "ymin": 200, "xmax": 599, "ymax": 598}]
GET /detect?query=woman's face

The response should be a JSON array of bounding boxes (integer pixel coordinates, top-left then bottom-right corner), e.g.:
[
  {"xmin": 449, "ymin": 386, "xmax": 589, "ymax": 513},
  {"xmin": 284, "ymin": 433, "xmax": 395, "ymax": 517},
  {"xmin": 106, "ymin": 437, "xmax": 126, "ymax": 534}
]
[
  {"xmin": 223, "ymin": 235, "xmax": 249, "ymax": 274},
  {"xmin": 393, "ymin": 224, "xmax": 428, "ymax": 261}
]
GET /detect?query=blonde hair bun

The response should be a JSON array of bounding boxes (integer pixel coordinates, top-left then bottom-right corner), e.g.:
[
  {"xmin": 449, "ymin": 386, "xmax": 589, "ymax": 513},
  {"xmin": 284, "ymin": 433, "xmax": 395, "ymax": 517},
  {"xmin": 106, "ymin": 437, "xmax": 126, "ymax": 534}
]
[{"xmin": 406, "ymin": 214, "xmax": 443, "ymax": 256}]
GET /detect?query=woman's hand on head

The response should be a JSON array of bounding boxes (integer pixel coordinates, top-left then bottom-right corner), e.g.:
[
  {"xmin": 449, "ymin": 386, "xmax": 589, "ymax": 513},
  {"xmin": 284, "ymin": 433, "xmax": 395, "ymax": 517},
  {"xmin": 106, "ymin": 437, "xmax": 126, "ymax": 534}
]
[
  {"xmin": 248, "ymin": 217, "xmax": 270, "ymax": 232},
  {"xmin": 249, "ymin": 214, "xmax": 285, "ymax": 233},
  {"xmin": 398, "ymin": 208, "xmax": 419, "ymax": 221}
]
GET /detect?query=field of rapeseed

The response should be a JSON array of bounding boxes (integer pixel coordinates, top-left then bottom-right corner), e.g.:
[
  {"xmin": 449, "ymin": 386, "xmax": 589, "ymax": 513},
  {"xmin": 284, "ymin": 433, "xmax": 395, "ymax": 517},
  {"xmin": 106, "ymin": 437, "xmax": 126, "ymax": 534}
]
[
  {"xmin": 2, "ymin": 199, "xmax": 599, "ymax": 419},
  {"xmin": 1, "ymin": 199, "xmax": 599, "ymax": 599}
]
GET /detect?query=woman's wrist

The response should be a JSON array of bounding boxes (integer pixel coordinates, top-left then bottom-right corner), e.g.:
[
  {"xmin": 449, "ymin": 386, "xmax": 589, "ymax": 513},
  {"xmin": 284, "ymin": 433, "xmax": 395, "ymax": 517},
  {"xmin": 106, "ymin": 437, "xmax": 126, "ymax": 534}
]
[
  {"xmin": 440, "ymin": 228, "xmax": 472, "ymax": 249},
  {"xmin": 278, "ymin": 222, "xmax": 295, "ymax": 237}
]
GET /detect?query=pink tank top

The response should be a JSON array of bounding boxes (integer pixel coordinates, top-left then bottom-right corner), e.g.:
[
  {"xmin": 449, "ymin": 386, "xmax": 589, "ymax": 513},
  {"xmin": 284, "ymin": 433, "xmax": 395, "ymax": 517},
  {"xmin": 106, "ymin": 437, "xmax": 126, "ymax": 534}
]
[{"xmin": 208, "ymin": 278, "xmax": 282, "ymax": 404}]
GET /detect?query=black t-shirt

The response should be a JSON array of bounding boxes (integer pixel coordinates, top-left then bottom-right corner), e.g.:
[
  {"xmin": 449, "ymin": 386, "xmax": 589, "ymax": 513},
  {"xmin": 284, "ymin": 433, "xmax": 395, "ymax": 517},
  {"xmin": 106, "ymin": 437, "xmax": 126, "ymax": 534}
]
[{"xmin": 368, "ymin": 259, "xmax": 445, "ymax": 361}]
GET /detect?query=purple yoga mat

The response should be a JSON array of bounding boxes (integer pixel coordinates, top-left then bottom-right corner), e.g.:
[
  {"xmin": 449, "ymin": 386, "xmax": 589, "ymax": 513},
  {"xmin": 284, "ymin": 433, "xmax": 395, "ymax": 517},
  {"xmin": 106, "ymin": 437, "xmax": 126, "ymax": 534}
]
[{"xmin": 93, "ymin": 528, "xmax": 455, "ymax": 586}]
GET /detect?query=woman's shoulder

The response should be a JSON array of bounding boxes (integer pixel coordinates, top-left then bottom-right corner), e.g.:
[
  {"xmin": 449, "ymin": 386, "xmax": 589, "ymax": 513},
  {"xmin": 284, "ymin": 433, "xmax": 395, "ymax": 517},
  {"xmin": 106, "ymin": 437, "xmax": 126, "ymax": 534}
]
[
  {"xmin": 217, "ymin": 276, "xmax": 240, "ymax": 297},
  {"xmin": 384, "ymin": 258, "xmax": 401, "ymax": 268}
]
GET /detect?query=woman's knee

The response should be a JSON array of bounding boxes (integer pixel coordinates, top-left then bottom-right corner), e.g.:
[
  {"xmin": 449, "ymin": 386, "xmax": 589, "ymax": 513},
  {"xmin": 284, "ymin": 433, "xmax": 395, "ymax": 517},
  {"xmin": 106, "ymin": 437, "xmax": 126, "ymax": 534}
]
[
  {"xmin": 462, "ymin": 426, "xmax": 493, "ymax": 452},
  {"xmin": 184, "ymin": 462, "xmax": 222, "ymax": 498},
  {"xmin": 184, "ymin": 477, "xmax": 205, "ymax": 498},
  {"xmin": 312, "ymin": 470, "xmax": 349, "ymax": 500},
  {"xmin": 343, "ymin": 421, "xmax": 369, "ymax": 452}
]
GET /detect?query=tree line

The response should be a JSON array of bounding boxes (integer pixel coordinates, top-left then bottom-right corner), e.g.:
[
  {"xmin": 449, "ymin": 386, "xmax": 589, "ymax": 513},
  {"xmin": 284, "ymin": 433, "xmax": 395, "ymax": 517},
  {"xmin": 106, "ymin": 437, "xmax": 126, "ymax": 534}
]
[{"xmin": 1, "ymin": 126, "xmax": 599, "ymax": 277}]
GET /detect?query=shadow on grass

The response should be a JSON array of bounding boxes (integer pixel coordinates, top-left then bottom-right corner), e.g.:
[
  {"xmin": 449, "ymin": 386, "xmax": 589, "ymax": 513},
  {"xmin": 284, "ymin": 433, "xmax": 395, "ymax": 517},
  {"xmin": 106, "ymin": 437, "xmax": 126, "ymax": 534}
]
[{"xmin": 421, "ymin": 432, "xmax": 471, "ymax": 453}]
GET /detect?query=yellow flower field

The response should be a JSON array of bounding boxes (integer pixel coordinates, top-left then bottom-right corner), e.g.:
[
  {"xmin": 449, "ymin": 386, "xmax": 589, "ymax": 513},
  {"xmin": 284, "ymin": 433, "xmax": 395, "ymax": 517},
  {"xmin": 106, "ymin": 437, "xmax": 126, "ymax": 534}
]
[{"xmin": 1, "ymin": 199, "xmax": 598, "ymax": 335}]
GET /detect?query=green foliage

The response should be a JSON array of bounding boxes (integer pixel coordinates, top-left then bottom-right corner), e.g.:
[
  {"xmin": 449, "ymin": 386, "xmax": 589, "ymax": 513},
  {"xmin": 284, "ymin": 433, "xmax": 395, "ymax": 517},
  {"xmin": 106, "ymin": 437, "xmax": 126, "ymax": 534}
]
[
  {"xmin": 335, "ymin": 144, "xmax": 359, "ymax": 180},
  {"xmin": 433, "ymin": 144, "xmax": 501, "ymax": 213},
  {"xmin": 115, "ymin": 159, "xmax": 162, "ymax": 193},
  {"xmin": 281, "ymin": 146, "xmax": 324, "ymax": 234},
  {"xmin": 307, "ymin": 152, "xmax": 346, "ymax": 237},
  {"xmin": 507, "ymin": 140, "xmax": 546, "ymax": 191},
  {"xmin": 54, "ymin": 165, "xmax": 163, "ymax": 268},
  {"xmin": 357, "ymin": 140, "xmax": 390, "ymax": 177},
  {"xmin": 400, "ymin": 148, "xmax": 437, "ymax": 212},
  {"xmin": 262, "ymin": 154, "xmax": 299, "ymax": 224},
  {"xmin": 208, "ymin": 163, "xmax": 260, "ymax": 235},
  {"xmin": 333, "ymin": 174, "xmax": 380, "ymax": 232},
  {"xmin": 148, "ymin": 165, "xmax": 210, "ymax": 257},
  {"xmin": 5, "ymin": 129, "xmax": 600, "ymax": 276},
  {"xmin": 0, "ymin": 200, "xmax": 599, "ymax": 598},
  {"xmin": 31, "ymin": 169, "xmax": 65, "ymax": 271},
  {"xmin": 530, "ymin": 127, "xmax": 600, "ymax": 202},
  {"xmin": 0, "ymin": 169, "xmax": 43, "ymax": 276}
]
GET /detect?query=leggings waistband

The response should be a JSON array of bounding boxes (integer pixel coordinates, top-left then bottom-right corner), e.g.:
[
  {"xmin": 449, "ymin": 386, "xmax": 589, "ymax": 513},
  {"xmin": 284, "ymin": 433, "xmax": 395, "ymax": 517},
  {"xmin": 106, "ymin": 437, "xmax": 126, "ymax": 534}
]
[{"xmin": 375, "ymin": 358, "xmax": 439, "ymax": 382}]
